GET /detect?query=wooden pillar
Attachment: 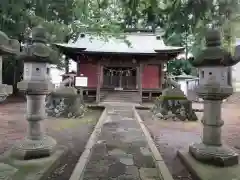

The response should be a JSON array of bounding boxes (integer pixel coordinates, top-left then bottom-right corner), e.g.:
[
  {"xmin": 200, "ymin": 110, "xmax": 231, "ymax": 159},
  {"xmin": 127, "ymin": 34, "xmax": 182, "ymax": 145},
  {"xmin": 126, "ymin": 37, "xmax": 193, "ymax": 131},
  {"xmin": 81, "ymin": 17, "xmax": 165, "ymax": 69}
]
[
  {"xmin": 77, "ymin": 62, "xmax": 80, "ymax": 76},
  {"xmin": 160, "ymin": 62, "xmax": 165, "ymax": 89},
  {"xmin": 96, "ymin": 61, "xmax": 101, "ymax": 103},
  {"xmin": 76, "ymin": 56, "xmax": 80, "ymax": 76},
  {"xmin": 138, "ymin": 63, "xmax": 143, "ymax": 103},
  {"xmin": 149, "ymin": 92, "xmax": 152, "ymax": 101}
]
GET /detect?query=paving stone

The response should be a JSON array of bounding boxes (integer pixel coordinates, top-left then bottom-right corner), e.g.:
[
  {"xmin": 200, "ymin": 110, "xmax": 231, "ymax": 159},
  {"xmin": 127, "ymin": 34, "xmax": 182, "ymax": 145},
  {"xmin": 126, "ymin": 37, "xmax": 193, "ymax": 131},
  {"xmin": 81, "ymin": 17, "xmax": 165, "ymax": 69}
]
[
  {"xmin": 140, "ymin": 147, "xmax": 152, "ymax": 156},
  {"xmin": 83, "ymin": 165, "xmax": 108, "ymax": 179},
  {"xmin": 117, "ymin": 174, "xmax": 141, "ymax": 180},
  {"xmin": 122, "ymin": 135, "xmax": 145, "ymax": 143},
  {"xmin": 125, "ymin": 166, "xmax": 139, "ymax": 177},
  {"xmin": 108, "ymin": 162, "xmax": 126, "ymax": 178},
  {"xmin": 119, "ymin": 156, "xmax": 134, "ymax": 165},
  {"xmin": 108, "ymin": 149, "xmax": 127, "ymax": 156},
  {"xmin": 83, "ymin": 178, "xmax": 100, "ymax": 180},
  {"xmin": 116, "ymin": 128, "xmax": 127, "ymax": 133},
  {"xmin": 139, "ymin": 168, "xmax": 159, "ymax": 179},
  {"xmin": 133, "ymin": 152, "xmax": 156, "ymax": 168}
]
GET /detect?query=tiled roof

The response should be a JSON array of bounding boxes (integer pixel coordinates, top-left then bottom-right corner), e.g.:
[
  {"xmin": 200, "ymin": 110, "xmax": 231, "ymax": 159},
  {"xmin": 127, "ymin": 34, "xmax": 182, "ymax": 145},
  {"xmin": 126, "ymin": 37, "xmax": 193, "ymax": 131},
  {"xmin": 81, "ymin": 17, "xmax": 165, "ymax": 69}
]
[{"xmin": 55, "ymin": 32, "xmax": 184, "ymax": 54}]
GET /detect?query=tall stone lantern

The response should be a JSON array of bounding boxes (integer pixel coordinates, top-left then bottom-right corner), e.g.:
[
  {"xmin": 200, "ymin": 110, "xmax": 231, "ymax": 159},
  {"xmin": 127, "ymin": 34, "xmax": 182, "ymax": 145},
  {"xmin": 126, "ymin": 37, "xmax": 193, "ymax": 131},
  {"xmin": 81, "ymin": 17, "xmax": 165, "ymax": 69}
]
[
  {"xmin": 0, "ymin": 31, "xmax": 20, "ymax": 101},
  {"xmin": 11, "ymin": 25, "xmax": 57, "ymax": 160},
  {"xmin": 188, "ymin": 29, "xmax": 240, "ymax": 167}
]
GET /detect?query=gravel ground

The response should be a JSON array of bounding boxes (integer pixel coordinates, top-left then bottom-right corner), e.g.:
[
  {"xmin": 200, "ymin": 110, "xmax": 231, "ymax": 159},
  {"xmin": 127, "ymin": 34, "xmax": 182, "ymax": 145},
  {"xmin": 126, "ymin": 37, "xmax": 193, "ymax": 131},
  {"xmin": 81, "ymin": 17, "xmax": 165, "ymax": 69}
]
[
  {"xmin": 138, "ymin": 102, "xmax": 240, "ymax": 180},
  {"xmin": 0, "ymin": 102, "xmax": 102, "ymax": 180}
]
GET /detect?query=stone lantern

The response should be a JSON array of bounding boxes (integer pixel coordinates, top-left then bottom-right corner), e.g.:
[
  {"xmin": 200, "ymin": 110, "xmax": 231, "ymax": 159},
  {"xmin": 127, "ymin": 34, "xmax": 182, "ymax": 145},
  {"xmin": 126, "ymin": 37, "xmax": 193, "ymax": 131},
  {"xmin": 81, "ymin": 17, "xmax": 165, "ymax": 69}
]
[
  {"xmin": 188, "ymin": 29, "xmax": 240, "ymax": 166},
  {"xmin": 11, "ymin": 25, "xmax": 57, "ymax": 160},
  {"xmin": 0, "ymin": 31, "xmax": 20, "ymax": 101}
]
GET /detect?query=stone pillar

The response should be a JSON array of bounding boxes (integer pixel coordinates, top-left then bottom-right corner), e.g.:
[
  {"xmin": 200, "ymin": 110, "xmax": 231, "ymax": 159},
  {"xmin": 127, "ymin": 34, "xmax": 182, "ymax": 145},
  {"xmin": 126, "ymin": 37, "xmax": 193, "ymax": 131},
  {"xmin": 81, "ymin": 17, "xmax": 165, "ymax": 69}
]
[
  {"xmin": 96, "ymin": 61, "xmax": 101, "ymax": 103},
  {"xmin": 11, "ymin": 25, "xmax": 57, "ymax": 160},
  {"xmin": 202, "ymin": 100, "xmax": 222, "ymax": 146},
  {"xmin": 26, "ymin": 95, "xmax": 46, "ymax": 140}
]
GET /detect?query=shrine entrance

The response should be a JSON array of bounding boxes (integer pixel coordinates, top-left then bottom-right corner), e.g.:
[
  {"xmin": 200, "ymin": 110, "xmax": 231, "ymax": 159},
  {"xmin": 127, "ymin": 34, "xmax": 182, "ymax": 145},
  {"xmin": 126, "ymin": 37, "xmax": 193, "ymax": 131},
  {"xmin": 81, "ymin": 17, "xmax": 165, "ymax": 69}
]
[{"xmin": 103, "ymin": 67, "xmax": 137, "ymax": 90}]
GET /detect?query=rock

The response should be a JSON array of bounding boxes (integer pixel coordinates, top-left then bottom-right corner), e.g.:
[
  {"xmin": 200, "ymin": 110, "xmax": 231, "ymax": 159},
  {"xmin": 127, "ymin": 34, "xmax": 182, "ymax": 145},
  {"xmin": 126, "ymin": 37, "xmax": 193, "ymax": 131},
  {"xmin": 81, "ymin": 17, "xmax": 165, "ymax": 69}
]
[
  {"xmin": 45, "ymin": 88, "xmax": 86, "ymax": 118},
  {"xmin": 152, "ymin": 87, "xmax": 198, "ymax": 121},
  {"xmin": 155, "ymin": 113, "xmax": 163, "ymax": 119}
]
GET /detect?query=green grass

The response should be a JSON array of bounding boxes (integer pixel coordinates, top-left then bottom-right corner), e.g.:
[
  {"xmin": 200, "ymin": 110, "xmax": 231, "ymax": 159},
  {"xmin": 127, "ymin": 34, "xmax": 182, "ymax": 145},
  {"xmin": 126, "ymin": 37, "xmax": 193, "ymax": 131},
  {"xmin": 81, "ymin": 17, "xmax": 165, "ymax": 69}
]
[{"xmin": 51, "ymin": 109, "xmax": 102, "ymax": 131}]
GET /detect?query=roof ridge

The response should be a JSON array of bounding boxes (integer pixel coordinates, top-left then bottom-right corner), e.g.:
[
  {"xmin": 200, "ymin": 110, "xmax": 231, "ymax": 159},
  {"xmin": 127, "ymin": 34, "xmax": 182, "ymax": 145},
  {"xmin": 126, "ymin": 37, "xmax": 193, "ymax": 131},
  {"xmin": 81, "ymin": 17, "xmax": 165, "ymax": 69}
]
[{"xmin": 80, "ymin": 32, "xmax": 156, "ymax": 37}]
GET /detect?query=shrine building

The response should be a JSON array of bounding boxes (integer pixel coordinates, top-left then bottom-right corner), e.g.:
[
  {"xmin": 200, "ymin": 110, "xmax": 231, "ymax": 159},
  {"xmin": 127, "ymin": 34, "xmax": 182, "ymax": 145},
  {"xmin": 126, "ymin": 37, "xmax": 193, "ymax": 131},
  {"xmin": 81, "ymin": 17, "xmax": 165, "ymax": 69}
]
[{"xmin": 55, "ymin": 29, "xmax": 184, "ymax": 103}]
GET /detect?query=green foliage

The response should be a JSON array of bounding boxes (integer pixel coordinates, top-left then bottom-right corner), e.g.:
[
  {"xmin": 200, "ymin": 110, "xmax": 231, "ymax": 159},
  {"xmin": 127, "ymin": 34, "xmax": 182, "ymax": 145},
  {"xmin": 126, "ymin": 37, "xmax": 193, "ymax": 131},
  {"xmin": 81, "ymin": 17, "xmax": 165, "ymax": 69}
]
[{"xmin": 167, "ymin": 59, "xmax": 193, "ymax": 76}]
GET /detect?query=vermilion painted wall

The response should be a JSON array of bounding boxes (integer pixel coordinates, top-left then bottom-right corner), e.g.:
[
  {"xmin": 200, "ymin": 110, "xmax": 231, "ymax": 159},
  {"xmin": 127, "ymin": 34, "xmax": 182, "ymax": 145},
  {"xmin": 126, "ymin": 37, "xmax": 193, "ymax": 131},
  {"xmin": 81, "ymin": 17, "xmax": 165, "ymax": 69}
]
[
  {"xmin": 142, "ymin": 65, "xmax": 160, "ymax": 89},
  {"xmin": 79, "ymin": 63, "xmax": 98, "ymax": 87},
  {"xmin": 78, "ymin": 62, "xmax": 161, "ymax": 89}
]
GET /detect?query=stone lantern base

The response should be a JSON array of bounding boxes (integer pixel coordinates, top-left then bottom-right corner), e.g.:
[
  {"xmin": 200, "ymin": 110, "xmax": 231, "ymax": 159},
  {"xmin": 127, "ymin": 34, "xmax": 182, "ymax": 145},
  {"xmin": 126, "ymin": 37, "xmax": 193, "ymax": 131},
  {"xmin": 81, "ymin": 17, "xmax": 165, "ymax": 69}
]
[
  {"xmin": 189, "ymin": 143, "xmax": 238, "ymax": 167},
  {"xmin": 10, "ymin": 135, "xmax": 57, "ymax": 160}
]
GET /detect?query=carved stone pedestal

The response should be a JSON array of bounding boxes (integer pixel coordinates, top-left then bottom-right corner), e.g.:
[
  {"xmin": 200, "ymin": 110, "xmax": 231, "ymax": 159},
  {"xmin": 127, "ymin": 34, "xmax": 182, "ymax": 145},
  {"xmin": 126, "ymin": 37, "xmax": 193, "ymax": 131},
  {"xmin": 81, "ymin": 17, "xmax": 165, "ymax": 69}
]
[
  {"xmin": 10, "ymin": 135, "xmax": 57, "ymax": 160},
  {"xmin": 10, "ymin": 94, "xmax": 57, "ymax": 160},
  {"xmin": 189, "ymin": 143, "xmax": 238, "ymax": 167}
]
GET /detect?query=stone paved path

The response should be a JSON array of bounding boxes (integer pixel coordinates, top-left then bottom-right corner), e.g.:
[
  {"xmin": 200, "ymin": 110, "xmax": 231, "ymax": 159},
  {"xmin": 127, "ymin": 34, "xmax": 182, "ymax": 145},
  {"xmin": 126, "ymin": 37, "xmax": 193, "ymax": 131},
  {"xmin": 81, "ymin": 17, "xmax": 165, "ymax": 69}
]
[{"xmin": 82, "ymin": 104, "xmax": 162, "ymax": 180}]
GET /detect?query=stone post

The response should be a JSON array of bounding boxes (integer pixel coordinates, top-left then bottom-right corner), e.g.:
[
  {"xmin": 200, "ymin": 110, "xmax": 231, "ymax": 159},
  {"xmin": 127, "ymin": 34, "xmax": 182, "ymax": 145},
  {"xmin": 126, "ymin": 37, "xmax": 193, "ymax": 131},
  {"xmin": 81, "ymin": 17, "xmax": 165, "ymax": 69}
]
[
  {"xmin": 11, "ymin": 25, "xmax": 57, "ymax": 160},
  {"xmin": 0, "ymin": 31, "xmax": 20, "ymax": 101},
  {"xmin": 188, "ymin": 29, "xmax": 240, "ymax": 167}
]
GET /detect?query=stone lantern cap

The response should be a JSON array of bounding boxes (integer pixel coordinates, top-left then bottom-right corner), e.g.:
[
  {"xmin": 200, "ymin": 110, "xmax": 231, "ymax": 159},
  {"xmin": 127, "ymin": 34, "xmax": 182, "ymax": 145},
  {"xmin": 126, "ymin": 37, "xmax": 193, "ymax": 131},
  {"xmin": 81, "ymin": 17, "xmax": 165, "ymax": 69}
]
[
  {"xmin": 0, "ymin": 31, "xmax": 20, "ymax": 55},
  {"xmin": 17, "ymin": 25, "xmax": 58, "ymax": 63},
  {"xmin": 190, "ymin": 29, "xmax": 240, "ymax": 67}
]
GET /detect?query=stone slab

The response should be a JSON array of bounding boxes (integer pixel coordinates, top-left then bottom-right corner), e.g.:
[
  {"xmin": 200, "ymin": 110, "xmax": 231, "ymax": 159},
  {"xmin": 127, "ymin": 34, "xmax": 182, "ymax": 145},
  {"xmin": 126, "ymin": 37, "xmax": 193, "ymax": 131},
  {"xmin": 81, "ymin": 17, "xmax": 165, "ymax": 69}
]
[
  {"xmin": 178, "ymin": 149, "xmax": 240, "ymax": 180},
  {"xmin": 134, "ymin": 108, "xmax": 175, "ymax": 180},
  {"xmin": 0, "ymin": 146, "xmax": 67, "ymax": 180}
]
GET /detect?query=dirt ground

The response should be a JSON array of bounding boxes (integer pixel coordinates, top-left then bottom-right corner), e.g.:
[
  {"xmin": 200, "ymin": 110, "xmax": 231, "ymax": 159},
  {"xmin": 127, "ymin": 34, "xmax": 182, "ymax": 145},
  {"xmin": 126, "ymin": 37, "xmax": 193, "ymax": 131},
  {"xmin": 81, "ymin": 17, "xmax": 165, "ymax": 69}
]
[
  {"xmin": 0, "ymin": 101, "xmax": 102, "ymax": 180},
  {"xmin": 138, "ymin": 102, "xmax": 240, "ymax": 180}
]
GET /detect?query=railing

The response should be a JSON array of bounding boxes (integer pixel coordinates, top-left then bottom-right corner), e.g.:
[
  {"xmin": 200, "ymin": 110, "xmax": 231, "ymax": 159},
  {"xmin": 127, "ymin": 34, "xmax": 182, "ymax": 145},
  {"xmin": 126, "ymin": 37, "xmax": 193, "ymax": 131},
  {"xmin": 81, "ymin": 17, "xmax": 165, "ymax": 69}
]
[{"xmin": 103, "ymin": 75, "xmax": 137, "ymax": 89}]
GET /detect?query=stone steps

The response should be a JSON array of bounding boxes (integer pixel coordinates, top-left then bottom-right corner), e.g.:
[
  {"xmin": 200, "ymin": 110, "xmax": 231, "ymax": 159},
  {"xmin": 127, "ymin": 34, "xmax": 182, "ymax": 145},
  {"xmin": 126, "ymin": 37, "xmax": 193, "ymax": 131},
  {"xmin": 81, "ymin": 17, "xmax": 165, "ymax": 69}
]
[{"xmin": 102, "ymin": 91, "xmax": 141, "ymax": 103}]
